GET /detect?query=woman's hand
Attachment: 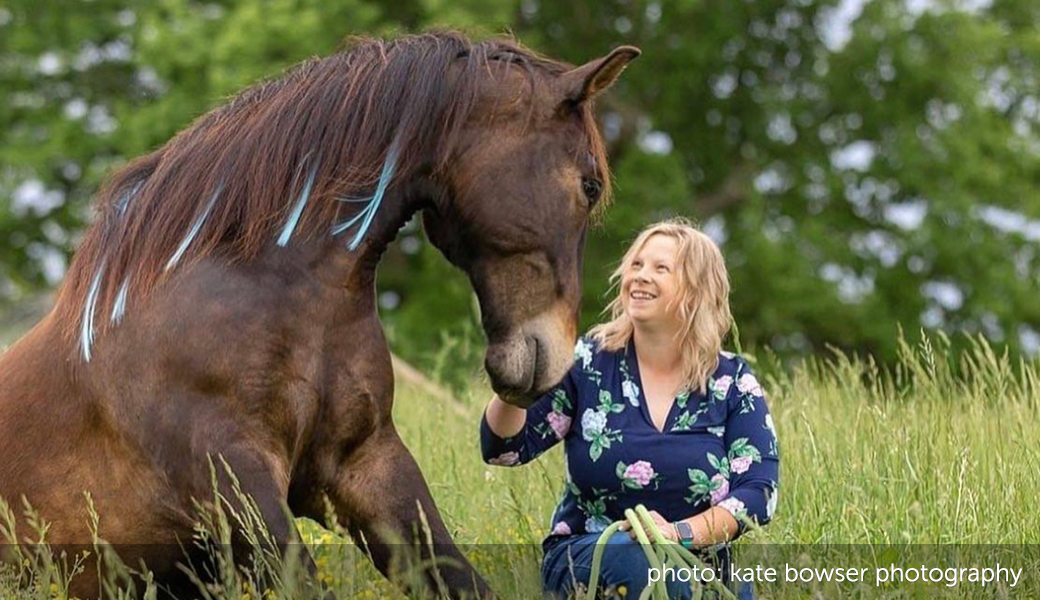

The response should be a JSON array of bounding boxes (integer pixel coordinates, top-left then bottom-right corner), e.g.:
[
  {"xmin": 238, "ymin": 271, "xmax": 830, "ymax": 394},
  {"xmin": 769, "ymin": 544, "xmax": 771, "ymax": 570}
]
[{"xmin": 618, "ymin": 509, "xmax": 679, "ymax": 542}]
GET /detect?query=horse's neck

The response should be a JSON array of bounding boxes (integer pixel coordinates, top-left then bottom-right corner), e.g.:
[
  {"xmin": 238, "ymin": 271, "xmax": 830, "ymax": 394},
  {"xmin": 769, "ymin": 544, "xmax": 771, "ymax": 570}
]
[{"xmin": 314, "ymin": 186, "xmax": 425, "ymax": 292}]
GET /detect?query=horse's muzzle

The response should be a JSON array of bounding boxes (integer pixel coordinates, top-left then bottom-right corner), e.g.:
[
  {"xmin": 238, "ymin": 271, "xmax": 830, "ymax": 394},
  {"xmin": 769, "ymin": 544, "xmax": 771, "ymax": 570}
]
[
  {"xmin": 485, "ymin": 318, "xmax": 574, "ymax": 408},
  {"xmin": 485, "ymin": 334, "xmax": 539, "ymax": 406}
]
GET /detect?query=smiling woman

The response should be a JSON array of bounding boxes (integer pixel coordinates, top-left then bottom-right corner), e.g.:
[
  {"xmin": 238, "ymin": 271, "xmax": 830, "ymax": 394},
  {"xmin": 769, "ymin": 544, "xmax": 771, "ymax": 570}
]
[{"xmin": 481, "ymin": 218, "xmax": 778, "ymax": 599}]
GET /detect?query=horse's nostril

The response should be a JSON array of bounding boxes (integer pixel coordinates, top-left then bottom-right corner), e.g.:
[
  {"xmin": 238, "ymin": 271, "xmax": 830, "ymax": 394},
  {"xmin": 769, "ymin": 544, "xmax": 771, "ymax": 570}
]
[{"xmin": 527, "ymin": 333, "xmax": 548, "ymax": 384}]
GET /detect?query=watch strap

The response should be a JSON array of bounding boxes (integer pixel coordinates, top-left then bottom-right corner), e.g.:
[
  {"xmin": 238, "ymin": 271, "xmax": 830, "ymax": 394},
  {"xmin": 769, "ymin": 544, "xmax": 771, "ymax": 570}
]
[{"xmin": 674, "ymin": 520, "xmax": 695, "ymax": 547}]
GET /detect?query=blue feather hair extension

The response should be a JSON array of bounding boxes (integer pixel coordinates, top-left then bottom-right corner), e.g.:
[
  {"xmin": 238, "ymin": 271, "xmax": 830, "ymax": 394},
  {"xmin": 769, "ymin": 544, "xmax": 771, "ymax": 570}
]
[
  {"xmin": 165, "ymin": 183, "xmax": 223, "ymax": 272},
  {"xmin": 80, "ymin": 262, "xmax": 106, "ymax": 362},
  {"xmin": 329, "ymin": 203, "xmax": 371, "ymax": 237},
  {"xmin": 331, "ymin": 141, "xmax": 400, "ymax": 250},
  {"xmin": 110, "ymin": 277, "xmax": 130, "ymax": 324},
  {"xmin": 115, "ymin": 180, "xmax": 143, "ymax": 215},
  {"xmin": 276, "ymin": 157, "xmax": 320, "ymax": 247}
]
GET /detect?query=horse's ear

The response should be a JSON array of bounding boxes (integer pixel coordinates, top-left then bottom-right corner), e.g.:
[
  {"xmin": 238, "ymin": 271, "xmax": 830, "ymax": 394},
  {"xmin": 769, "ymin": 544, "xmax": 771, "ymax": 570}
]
[{"xmin": 556, "ymin": 46, "xmax": 641, "ymax": 106}]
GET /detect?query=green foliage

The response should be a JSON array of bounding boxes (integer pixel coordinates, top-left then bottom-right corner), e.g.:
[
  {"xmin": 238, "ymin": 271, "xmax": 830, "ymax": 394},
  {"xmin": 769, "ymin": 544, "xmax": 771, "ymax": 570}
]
[
  {"xmin": 521, "ymin": 0, "xmax": 1040, "ymax": 361},
  {"xmin": 1, "ymin": 0, "xmax": 1038, "ymax": 373}
]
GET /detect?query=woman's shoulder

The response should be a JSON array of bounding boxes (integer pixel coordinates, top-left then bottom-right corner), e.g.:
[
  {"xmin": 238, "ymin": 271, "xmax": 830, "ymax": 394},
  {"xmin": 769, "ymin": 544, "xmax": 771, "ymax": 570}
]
[
  {"xmin": 711, "ymin": 350, "xmax": 760, "ymax": 383},
  {"xmin": 711, "ymin": 351, "xmax": 766, "ymax": 399},
  {"xmin": 714, "ymin": 350, "xmax": 744, "ymax": 374},
  {"xmin": 574, "ymin": 334, "xmax": 610, "ymax": 358},
  {"xmin": 570, "ymin": 334, "xmax": 625, "ymax": 372}
]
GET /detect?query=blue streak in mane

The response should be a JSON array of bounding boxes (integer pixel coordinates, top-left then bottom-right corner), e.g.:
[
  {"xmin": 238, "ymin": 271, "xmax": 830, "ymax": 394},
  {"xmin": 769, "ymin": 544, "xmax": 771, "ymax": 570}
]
[
  {"xmin": 164, "ymin": 184, "xmax": 223, "ymax": 272},
  {"xmin": 329, "ymin": 204, "xmax": 371, "ymax": 237},
  {"xmin": 331, "ymin": 142, "xmax": 400, "ymax": 250},
  {"xmin": 116, "ymin": 181, "xmax": 144, "ymax": 215},
  {"xmin": 80, "ymin": 262, "xmax": 106, "ymax": 362},
  {"xmin": 110, "ymin": 277, "xmax": 130, "ymax": 324},
  {"xmin": 276, "ymin": 159, "xmax": 320, "ymax": 247}
]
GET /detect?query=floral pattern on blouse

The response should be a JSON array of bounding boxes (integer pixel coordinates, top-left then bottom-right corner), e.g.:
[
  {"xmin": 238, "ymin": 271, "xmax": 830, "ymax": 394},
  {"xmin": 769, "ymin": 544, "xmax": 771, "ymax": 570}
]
[{"xmin": 480, "ymin": 337, "xmax": 780, "ymax": 545}]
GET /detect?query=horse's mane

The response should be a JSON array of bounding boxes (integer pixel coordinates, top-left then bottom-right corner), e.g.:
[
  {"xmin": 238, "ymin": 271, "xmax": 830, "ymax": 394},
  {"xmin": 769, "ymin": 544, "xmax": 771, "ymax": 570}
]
[{"xmin": 53, "ymin": 31, "xmax": 610, "ymax": 358}]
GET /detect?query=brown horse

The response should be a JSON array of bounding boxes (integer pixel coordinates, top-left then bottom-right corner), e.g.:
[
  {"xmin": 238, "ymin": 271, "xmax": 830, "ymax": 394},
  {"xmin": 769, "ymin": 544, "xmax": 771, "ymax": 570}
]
[{"xmin": 0, "ymin": 32, "xmax": 638, "ymax": 598}]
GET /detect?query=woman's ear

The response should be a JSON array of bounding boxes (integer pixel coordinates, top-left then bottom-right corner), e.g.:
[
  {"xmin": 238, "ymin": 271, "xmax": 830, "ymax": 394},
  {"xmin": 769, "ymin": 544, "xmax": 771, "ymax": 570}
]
[{"xmin": 554, "ymin": 46, "xmax": 641, "ymax": 107}]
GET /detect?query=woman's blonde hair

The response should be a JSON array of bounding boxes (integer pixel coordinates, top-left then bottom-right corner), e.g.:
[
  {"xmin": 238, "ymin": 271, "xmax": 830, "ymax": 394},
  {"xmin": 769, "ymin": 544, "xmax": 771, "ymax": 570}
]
[{"xmin": 589, "ymin": 217, "xmax": 732, "ymax": 395}]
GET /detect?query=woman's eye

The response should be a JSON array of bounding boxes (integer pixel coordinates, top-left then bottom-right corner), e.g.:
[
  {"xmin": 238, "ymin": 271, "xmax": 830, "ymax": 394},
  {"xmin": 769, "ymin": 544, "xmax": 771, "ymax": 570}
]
[{"xmin": 581, "ymin": 177, "xmax": 603, "ymax": 205}]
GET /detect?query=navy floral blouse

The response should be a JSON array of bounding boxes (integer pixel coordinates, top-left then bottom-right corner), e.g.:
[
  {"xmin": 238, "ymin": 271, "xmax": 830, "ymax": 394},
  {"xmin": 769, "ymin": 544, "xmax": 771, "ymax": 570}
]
[{"xmin": 480, "ymin": 336, "xmax": 780, "ymax": 548}]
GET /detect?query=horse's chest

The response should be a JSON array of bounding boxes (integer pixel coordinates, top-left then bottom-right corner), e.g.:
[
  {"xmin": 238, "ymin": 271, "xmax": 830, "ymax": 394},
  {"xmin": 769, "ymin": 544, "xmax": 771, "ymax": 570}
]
[{"xmin": 316, "ymin": 336, "xmax": 394, "ymax": 438}]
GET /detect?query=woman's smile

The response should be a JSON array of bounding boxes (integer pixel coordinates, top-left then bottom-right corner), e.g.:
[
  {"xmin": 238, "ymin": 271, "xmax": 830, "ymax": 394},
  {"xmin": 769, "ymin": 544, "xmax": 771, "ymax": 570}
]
[{"xmin": 629, "ymin": 289, "xmax": 657, "ymax": 302}]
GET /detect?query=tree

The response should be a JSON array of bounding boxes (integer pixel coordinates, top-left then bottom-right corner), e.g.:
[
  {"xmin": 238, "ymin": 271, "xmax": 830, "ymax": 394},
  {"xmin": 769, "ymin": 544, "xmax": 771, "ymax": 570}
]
[
  {"xmin": 515, "ymin": 0, "xmax": 1040, "ymax": 361},
  {"xmin": 1, "ymin": 0, "xmax": 1037, "ymax": 377}
]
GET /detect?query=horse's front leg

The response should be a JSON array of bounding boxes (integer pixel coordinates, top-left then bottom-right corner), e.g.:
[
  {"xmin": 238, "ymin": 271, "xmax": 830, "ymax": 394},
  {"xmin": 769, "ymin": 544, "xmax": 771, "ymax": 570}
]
[
  {"xmin": 324, "ymin": 426, "xmax": 496, "ymax": 599},
  {"xmin": 197, "ymin": 445, "xmax": 331, "ymax": 600}
]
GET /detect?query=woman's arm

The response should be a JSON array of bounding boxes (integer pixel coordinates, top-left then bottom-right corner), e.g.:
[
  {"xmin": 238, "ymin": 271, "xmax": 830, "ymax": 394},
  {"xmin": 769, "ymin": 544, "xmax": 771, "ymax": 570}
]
[
  {"xmin": 479, "ymin": 369, "xmax": 579, "ymax": 466},
  {"xmin": 679, "ymin": 506, "xmax": 738, "ymax": 545},
  {"xmin": 621, "ymin": 506, "xmax": 737, "ymax": 545},
  {"xmin": 711, "ymin": 358, "xmax": 780, "ymax": 536},
  {"xmin": 484, "ymin": 395, "xmax": 527, "ymax": 438}
]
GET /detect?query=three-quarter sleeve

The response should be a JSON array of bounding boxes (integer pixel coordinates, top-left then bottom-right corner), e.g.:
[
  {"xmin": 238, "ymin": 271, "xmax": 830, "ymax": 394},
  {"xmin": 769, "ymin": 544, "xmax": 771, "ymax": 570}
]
[
  {"xmin": 479, "ymin": 365, "xmax": 579, "ymax": 467},
  {"xmin": 714, "ymin": 359, "xmax": 780, "ymax": 536}
]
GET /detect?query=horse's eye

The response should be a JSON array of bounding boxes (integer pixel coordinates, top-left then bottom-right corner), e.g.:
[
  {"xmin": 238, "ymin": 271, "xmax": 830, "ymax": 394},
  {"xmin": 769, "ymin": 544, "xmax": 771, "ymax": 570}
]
[{"xmin": 581, "ymin": 177, "xmax": 603, "ymax": 205}]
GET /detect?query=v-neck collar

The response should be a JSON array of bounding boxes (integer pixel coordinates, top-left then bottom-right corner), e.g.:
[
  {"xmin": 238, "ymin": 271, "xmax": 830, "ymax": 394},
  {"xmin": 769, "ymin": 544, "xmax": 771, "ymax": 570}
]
[{"xmin": 624, "ymin": 338, "xmax": 681, "ymax": 434}]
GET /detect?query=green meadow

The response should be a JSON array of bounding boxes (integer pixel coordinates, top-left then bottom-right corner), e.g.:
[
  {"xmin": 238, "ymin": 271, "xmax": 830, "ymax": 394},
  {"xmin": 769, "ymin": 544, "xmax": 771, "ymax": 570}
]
[{"xmin": 1, "ymin": 327, "xmax": 1038, "ymax": 599}]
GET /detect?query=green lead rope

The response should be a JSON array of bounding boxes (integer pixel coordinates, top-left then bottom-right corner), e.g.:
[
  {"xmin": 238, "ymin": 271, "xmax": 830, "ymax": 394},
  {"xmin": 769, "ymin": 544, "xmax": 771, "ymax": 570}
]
[{"xmin": 583, "ymin": 505, "xmax": 738, "ymax": 600}]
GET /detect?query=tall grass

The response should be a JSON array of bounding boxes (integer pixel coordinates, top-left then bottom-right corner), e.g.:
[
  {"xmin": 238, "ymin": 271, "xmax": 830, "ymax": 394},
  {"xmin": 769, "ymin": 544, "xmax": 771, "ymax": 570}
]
[{"xmin": 1, "ymin": 332, "xmax": 1038, "ymax": 598}]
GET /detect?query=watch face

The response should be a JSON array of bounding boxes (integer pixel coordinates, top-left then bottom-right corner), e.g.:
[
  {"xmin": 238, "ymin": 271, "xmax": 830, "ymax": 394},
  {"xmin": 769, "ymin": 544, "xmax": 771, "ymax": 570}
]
[{"xmin": 676, "ymin": 521, "xmax": 694, "ymax": 540}]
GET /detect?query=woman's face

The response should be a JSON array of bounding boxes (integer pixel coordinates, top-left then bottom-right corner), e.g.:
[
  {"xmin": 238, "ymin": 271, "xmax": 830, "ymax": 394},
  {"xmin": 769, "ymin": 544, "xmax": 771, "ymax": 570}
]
[{"xmin": 621, "ymin": 234, "xmax": 683, "ymax": 330}]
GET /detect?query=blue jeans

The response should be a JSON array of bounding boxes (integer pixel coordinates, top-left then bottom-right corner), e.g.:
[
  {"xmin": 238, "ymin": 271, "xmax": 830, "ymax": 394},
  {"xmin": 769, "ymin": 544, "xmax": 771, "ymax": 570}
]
[{"xmin": 541, "ymin": 532, "xmax": 755, "ymax": 599}]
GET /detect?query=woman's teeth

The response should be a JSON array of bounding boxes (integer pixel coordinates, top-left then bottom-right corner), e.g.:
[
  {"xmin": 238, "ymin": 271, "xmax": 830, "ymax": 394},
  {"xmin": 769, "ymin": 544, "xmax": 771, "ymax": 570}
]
[{"xmin": 631, "ymin": 291, "xmax": 655, "ymax": 300}]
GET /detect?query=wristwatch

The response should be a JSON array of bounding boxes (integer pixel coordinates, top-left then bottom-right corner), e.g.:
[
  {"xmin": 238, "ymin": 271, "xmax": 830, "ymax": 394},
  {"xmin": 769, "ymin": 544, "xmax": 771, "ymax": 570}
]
[{"xmin": 674, "ymin": 520, "xmax": 695, "ymax": 548}]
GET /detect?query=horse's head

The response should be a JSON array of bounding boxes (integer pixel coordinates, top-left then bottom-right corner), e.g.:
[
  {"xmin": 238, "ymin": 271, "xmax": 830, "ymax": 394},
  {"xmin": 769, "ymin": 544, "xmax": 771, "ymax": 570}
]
[{"xmin": 423, "ymin": 45, "xmax": 639, "ymax": 407}]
